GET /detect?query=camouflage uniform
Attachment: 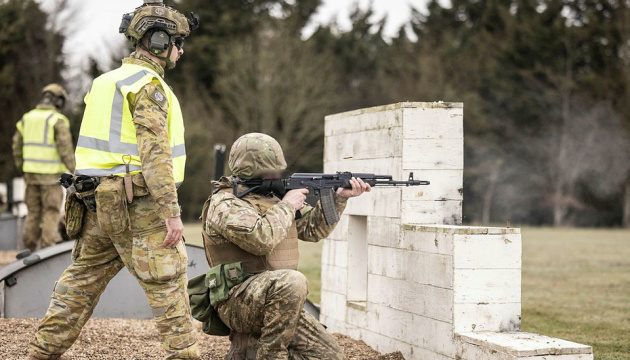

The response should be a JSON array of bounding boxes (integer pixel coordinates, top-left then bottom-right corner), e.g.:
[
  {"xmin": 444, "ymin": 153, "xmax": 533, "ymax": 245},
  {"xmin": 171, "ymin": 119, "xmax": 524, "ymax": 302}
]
[
  {"xmin": 12, "ymin": 101, "xmax": 75, "ymax": 252},
  {"xmin": 28, "ymin": 54, "xmax": 199, "ymax": 360},
  {"xmin": 202, "ymin": 133, "xmax": 348, "ymax": 360}
]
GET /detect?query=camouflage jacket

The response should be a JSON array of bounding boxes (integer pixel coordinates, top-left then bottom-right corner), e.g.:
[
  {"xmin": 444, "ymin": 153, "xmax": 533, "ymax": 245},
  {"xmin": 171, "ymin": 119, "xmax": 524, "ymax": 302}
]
[
  {"xmin": 12, "ymin": 104, "xmax": 75, "ymax": 185},
  {"xmin": 204, "ymin": 177, "xmax": 348, "ymax": 256},
  {"xmin": 124, "ymin": 52, "xmax": 181, "ymax": 218}
]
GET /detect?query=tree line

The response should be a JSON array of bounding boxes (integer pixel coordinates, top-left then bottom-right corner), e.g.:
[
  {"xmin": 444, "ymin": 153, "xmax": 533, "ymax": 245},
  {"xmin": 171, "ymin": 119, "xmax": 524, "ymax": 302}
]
[{"xmin": 1, "ymin": 0, "xmax": 629, "ymax": 226}]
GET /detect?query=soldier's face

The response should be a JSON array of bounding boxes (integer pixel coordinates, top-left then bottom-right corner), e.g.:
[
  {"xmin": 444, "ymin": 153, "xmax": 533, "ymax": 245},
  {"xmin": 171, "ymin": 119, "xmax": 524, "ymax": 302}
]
[{"xmin": 168, "ymin": 34, "xmax": 185, "ymax": 66}]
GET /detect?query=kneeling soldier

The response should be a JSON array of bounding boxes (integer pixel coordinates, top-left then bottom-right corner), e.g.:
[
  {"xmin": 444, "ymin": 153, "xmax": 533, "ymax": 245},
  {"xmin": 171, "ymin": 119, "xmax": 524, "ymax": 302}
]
[{"xmin": 192, "ymin": 133, "xmax": 370, "ymax": 359}]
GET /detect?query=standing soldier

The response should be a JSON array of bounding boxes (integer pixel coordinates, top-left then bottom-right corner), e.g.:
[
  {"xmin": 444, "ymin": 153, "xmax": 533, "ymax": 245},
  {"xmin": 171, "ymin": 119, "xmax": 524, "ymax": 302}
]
[
  {"xmin": 12, "ymin": 84, "xmax": 75, "ymax": 252},
  {"xmin": 193, "ymin": 133, "xmax": 371, "ymax": 359},
  {"xmin": 28, "ymin": 1, "xmax": 200, "ymax": 359}
]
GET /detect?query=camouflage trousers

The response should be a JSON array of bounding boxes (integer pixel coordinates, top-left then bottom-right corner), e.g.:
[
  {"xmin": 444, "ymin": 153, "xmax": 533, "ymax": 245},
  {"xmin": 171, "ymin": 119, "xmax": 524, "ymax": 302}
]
[
  {"xmin": 28, "ymin": 195, "xmax": 199, "ymax": 360},
  {"xmin": 23, "ymin": 183, "xmax": 63, "ymax": 252},
  {"xmin": 217, "ymin": 269, "xmax": 346, "ymax": 360}
]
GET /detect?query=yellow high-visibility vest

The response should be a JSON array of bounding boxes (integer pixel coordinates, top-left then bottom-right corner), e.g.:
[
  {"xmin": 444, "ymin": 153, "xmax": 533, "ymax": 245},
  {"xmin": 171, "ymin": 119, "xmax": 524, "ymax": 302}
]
[
  {"xmin": 75, "ymin": 63, "xmax": 186, "ymax": 185},
  {"xmin": 17, "ymin": 109, "xmax": 69, "ymax": 174}
]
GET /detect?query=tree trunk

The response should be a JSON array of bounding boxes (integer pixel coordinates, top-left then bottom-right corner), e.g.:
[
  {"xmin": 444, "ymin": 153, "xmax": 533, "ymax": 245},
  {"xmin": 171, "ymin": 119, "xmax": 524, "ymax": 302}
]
[
  {"xmin": 553, "ymin": 180, "xmax": 566, "ymax": 226},
  {"xmin": 482, "ymin": 160, "xmax": 503, "ymax": 224},
  {"xmin": 623, "ymin": 177, "xmax": 630, "ymax": 228}
]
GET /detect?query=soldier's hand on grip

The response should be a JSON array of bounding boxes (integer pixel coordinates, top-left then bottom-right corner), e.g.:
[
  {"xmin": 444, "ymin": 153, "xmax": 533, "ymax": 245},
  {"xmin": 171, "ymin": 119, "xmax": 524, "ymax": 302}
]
[
  {"xmin": 164, "ymin": 216, "xmax": 184, "ymax": 247},
  {"xmin": 283, "ymin": 188, "xmax": 309, "ymax": 210},
  {"xmin": 337, "ymin": 177, "xmax": 371, "ymax": 198}
]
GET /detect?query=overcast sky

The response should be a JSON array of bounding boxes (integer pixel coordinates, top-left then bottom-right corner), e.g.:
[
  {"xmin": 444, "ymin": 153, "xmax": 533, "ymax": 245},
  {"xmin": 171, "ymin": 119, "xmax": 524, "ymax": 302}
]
[{"xmin": 37, "ymin": 0, "xmax": 447, "ymax": 69}]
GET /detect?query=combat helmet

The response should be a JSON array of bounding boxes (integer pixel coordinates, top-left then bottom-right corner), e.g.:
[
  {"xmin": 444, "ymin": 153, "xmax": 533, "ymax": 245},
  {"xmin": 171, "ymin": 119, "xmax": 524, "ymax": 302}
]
[
  {"xmin": 119, "ymin": 0, "xmax": 199, "ymax": 68},
  {"xmin": 229, "ymin": 133, "xmax": 288, "ymax": 180},
  {"xmin": 41, "ymin": 83, "xmax": 68, "ymax": 110}
]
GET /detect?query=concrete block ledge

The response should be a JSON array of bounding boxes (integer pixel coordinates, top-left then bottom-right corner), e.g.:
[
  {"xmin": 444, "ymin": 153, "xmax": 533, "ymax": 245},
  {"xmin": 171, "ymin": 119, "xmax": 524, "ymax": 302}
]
[{"xmin": 456, "ymin": 332, "xmax": 593, "ymax": 360}]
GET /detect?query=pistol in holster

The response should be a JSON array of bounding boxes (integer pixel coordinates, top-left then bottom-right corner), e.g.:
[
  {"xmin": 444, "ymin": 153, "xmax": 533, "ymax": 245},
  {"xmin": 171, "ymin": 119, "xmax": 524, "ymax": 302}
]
[{"xmin": 59, "ymin": 173, "xmax": 100, "ymax": 212}]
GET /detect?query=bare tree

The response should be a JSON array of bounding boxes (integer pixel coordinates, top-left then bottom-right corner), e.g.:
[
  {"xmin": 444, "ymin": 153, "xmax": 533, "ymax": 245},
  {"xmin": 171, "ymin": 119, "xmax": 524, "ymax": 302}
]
[{"xmin": 212, "ymin": 17, "xmax": 339, "ymax": 172}]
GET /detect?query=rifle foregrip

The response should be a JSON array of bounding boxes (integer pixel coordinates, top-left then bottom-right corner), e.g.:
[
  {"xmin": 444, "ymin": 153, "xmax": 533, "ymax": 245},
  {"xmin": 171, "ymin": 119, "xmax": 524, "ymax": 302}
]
[{"xmin": 320, "ymin": 188, "xmax": 340, "ymax": 225}]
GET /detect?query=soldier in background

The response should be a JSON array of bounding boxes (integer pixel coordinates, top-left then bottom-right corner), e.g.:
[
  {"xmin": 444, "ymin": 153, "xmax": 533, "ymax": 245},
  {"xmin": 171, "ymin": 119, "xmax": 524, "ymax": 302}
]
[
  {"xmin": 28, "ymin": 1, "xmax": 200, "ymax": 359},
  {"xmin": 197, "ymin": 133, "xmax": 371, "ymax": 359},
  {"xmin": 12, "ymin": 84, "xmax": 75, "ymax": 252}
]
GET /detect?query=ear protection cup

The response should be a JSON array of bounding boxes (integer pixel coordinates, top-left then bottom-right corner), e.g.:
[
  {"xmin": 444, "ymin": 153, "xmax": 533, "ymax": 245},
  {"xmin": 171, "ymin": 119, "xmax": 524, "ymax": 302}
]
[
  {"xmin": 149, "ymin": 30, "xmax": 171, "ymax": 54},
  {"xmin": 54, "ymin": 97, "xmax": 65, "ymax": 110}
]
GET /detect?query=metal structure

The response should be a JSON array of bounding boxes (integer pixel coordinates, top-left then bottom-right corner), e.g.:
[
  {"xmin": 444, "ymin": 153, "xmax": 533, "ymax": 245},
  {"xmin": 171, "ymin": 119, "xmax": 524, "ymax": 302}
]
[
  {"xmin": 0, "ymin": 242, "xmax": 209, "ymax": 319},
  {"xmin": 0, "ymin": 241, "xmax": 320, "ymax": 319}
]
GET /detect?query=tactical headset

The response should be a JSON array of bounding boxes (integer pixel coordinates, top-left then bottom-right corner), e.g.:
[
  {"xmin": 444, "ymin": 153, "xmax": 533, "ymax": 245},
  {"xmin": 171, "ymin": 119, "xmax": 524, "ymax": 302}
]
[{"xmin": 119, "ymin": 3, "xmax": 198, "ymax": 68}]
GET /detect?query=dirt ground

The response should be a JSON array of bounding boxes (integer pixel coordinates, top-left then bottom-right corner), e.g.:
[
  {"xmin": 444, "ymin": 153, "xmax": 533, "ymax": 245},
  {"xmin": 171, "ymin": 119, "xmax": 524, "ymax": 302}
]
[
  {"xmin": 0, "ymin": 318, "xmax": 404, "ymax": 359},
  {"xmin": 0, "ymin": 250, "xmax": 18, "ymax": 268}
]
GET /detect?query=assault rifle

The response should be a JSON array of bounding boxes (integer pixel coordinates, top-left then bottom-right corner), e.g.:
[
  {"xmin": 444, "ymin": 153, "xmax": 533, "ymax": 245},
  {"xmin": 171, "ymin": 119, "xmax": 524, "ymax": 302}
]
[{"xmin": 233, "ymin": 172, "xmax": 430, "ymax": 225}]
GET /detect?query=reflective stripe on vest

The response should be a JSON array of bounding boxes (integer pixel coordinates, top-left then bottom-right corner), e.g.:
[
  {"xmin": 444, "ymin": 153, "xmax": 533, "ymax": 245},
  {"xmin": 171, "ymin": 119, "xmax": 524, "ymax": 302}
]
[
  {"xmin": 75, "ymin": 63, "xmax": 186, "ymax": 183},
  {"xmin": 17, "ymin": 109, "xmax": 69, "ymax": 174}
]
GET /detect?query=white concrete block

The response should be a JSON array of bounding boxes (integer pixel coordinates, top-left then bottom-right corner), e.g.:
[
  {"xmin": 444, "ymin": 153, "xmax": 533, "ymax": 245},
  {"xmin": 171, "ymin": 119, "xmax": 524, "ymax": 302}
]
[
  {"xmin": 368, "ymin": 246, "xmax": 453, "ymax": 289},
  {"xmin": 324, "ymin": 128, "xmax": 403, "ymax": 162},
  {"xmin": 346, "ymin": 305, "xmax": 368, "ymax": 329},
  {"xmin": 363, "ymin": 303, "xmax": 456, "ymax": 357},
  {"xmin": 453, "ymin": 302, "xmax": 521, "ymax": 333},
  {"xmin": 403, "ymin": 139, "xmax": 464, "ymax": 170},
  {"xmin": 453, "ymin": 234, "xmax": 521, "ymax": 269},
  {"xmin": 322, "ymin": 239, "xmax": 348, "ymax": 267},
  {"xmin": 319, "ymin": 315, "xmax": 348, "ymax": 334},
  {"xmin": 367, "ymin": 274, "xmax": 453, "ymax": 322},
  {"xmin": 321, "ymin": 264, "xmax": 348, "ymax": 294},
  {"xmin": 402, "ymin": 170, "xmax": 463, "ymax": 201},
  {"xmin": 400, "ymin": 200, "xmax": 463, "ymax": 225},
  {"xmin": 457, "ymin": 339, "xmax": 518, "ymax": 360},
  {"xmin": 344, "ymin": 188, "xmax": 401, "ymax": 217},
  {"xmin": 410, "ymin": 346, "xmax": 455, "ymax": 360},
  {"xmin": 327, "ymin": 214, "xmax": 349, "ymax": 242},
  {"xmin": 400, "ymin": 226, "xmax": 455, "ymax": 255},
  {"xmin": 402, "ymin": 106, "xmax": 464, "ymax": 140},
  {"xmin": 456, "ymin": 332, "xmax": 593, "ymax": 358},
  {"xmin": 325, "ymin": 105, "xmax": 403, "ymax": 136},
  {"xmin": 366, "ymin": 216, "xmax": 401, "ymax": 247},
  {"xmin": 412, "ymin": 314, "xmax": 455, "ymax": 357},
  {"xmin": 454, "ymin": 269, "xmax": 521, "ymax": 304},
  {"xmin": 320, "ymin": 290, "xmax": 346, "ymax": 322},
  {"xmin": 519, "ymin": 355, "xmax": 594, "ymax": 360},
  {"xmin": 324, "ymin": 157, "xmax": 403, "ymax": 181},
  {"xmin": 365, "ymin": 303, "xmax": 414, "ymax": 344}
]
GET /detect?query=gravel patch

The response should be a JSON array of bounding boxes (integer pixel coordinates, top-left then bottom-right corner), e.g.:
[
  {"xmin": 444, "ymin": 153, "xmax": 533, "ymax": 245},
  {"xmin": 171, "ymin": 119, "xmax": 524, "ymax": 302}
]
[{"xmin": 0, "ymin": 319, "xmax": 405, "ymax": 359}]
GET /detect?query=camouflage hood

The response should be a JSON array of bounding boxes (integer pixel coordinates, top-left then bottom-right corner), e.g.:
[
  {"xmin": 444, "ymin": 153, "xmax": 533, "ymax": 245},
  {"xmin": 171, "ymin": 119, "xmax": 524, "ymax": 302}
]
[{"xmin": 228, "ymin": 133, "xmax": 287, "ymax": 180}]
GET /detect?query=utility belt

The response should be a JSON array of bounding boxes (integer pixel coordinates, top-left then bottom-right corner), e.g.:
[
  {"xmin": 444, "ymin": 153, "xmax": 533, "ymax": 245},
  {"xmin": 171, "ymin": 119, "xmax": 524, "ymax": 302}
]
[{"xmin": 59, "ymin": 172, "xmax": 151, "ymax": 239}]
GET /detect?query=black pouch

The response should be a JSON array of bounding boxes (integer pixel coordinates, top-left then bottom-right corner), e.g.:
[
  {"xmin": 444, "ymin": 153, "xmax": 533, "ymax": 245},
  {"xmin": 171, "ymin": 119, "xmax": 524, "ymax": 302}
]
[
  {"xmin": 95, "ymin": 178, "xmax": 129, "ymax": 235},
  {"xmin": 64, "ymin": 194, "xmax": 85, "ymax": 239}
]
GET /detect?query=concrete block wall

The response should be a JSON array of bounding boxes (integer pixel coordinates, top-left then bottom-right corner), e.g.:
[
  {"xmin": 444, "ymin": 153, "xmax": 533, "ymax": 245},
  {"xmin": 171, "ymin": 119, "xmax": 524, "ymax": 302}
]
[
  {"xmin": 320, "ymin": 103, "xmax": 593, "ymax": 360},
  {"xmin": 324, "ymin": 102, "xmax": 464, "ymax": 225}
]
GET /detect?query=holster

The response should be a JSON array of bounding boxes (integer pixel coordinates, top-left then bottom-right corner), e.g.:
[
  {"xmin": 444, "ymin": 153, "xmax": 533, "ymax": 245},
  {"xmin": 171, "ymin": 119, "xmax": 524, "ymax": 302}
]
[{"xmin": 64, "ymin": 194, "xmax": 86, "ymax": 239}]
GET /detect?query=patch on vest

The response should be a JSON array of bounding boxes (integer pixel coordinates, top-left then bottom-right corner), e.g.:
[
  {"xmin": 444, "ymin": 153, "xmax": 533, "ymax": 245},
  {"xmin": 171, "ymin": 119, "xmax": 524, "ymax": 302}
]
[{"xmin": 147, "ymin": 87, "xmax": 168, "ymax": 110}]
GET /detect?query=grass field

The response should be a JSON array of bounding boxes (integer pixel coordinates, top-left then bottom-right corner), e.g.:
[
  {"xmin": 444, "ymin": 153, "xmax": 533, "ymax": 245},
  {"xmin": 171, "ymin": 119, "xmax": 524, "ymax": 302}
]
[{"xmin": 184, "ymin": 224, "xmax": 630, "ymax": 359}]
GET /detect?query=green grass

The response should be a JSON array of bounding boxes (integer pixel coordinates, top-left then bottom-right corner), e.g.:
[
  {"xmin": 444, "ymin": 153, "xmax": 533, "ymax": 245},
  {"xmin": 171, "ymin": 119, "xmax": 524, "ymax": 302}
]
[
  {"xmin": 184, "ymin": 223, "xmax": 630, "ymax": 359},
  {"xmin": 521, "ymin": 227, "xmax": 630, "ymax": 360}
]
